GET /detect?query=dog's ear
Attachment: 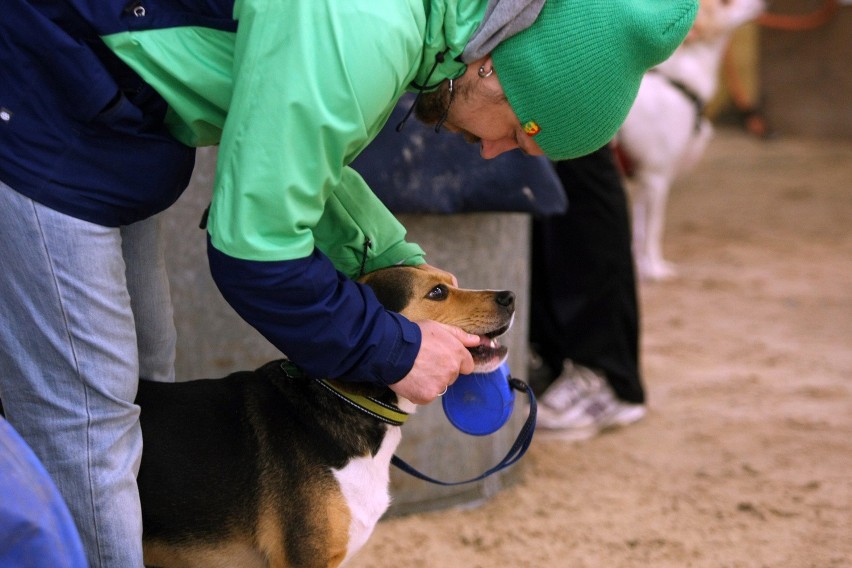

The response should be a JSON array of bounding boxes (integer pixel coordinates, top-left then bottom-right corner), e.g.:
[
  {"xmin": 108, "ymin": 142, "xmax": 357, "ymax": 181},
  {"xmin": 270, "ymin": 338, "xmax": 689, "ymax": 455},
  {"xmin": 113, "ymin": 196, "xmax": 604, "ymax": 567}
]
[{"xmin": 359, "ymin": 267, "xmax": 415, "ymax": 313}]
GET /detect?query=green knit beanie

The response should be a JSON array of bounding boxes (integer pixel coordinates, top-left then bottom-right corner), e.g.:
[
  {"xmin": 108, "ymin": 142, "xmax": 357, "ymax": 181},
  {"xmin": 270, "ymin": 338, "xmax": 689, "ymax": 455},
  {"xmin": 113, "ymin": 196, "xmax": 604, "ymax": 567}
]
[{"xmin": 492, "ymin": 0, "xmax": 699, "ymax": 160}]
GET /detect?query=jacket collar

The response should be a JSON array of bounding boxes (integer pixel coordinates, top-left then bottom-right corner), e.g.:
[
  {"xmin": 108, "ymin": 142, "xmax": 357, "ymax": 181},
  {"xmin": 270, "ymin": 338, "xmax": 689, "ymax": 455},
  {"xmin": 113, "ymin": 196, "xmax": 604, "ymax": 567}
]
[{"xmin": 412, "ymin": 0, "xmax": 489, "ymax": 89}]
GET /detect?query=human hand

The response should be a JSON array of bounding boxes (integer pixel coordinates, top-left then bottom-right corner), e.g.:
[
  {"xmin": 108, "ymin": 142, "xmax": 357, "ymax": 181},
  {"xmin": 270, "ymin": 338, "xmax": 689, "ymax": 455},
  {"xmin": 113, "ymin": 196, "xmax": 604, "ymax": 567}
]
[{"xmin": 388, "ymin": 320, "xmax": 479, "ymax": 404}]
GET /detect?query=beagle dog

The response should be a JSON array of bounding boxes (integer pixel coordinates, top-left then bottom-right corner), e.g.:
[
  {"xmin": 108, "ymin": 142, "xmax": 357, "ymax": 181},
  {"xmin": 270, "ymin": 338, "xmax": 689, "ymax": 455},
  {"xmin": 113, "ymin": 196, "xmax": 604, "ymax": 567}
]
[{"xmin": 136, "ymin": 265, "xmax": 515, "ymax": 567}]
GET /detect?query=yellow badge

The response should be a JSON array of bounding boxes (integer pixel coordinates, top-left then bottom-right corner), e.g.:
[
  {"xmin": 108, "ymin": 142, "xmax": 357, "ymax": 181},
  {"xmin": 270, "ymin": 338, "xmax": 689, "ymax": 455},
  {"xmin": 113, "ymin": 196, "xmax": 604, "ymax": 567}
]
[{"xmin": 523, "ymin": 120, "xmax": 541, "ymax": 136}]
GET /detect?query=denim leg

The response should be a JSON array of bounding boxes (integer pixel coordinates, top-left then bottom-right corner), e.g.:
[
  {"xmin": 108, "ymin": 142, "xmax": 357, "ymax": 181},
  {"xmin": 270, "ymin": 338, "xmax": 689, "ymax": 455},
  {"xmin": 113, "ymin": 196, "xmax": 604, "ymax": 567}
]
[
  {"xmin": 0, "ymin": 180, "xmax": 173, "ymax": 567},
  {"xmin": 122, "ymin": 216, "xmax": 176, "ymax": 384}
]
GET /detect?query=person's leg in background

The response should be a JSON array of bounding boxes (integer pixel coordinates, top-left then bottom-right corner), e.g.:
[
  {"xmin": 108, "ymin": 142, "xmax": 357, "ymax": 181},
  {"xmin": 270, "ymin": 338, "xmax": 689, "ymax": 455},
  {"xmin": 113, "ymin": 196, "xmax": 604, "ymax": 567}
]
[
  {"xmin": 529, "ymin": 145, "xmax": 646, "ymax": 440},
  {"xmin": 0, "ymin": 180, "xmax": 175, "ymax": 567}
]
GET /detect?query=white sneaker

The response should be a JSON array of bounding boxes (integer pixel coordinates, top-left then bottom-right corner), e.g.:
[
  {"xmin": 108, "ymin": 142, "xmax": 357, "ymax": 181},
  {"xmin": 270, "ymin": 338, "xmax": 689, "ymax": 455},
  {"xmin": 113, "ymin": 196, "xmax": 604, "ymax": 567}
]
[
  {"xmin": 536, "ymin": 363, "xmax": 646, "ymax": 440},
  {"xmin": 537, "ymin": 361, "xmax": 607, "ymax": 431},
  {"xmin": 578, "ymin": 389, "xmax": 647, "ymax": 431},
  {"xmin": 539, "ymin": 361, "xmax": 606, "ymax": 409}
]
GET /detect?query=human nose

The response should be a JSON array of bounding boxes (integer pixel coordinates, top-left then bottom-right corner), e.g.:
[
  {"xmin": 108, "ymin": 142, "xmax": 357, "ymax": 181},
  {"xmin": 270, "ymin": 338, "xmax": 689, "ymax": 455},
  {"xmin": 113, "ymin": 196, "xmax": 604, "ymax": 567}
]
[{"xmin": 479, "ymin": 137, "xmax": 519, "ymax": 159}]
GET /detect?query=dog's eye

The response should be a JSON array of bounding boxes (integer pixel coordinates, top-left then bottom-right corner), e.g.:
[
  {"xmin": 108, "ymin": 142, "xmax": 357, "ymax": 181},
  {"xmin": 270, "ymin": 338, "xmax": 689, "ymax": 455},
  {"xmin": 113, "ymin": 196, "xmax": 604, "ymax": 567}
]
[{"xmin": 427, "ymin": 285, "xmax": 448, "ymax": 301}]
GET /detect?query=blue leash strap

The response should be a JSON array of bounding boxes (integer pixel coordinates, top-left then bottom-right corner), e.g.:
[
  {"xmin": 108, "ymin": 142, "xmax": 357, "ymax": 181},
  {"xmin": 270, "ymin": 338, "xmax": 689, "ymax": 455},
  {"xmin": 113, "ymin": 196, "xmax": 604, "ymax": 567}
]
[{"xmin": 391, "ymin": 378, "xmax": 537, "ymax": 486}]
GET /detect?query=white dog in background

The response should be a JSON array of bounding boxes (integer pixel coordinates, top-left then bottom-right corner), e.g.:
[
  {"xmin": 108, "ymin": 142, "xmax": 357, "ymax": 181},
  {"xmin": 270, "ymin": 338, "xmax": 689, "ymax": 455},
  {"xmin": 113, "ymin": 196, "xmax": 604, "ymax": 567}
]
[{"xmin": 616, "ymin": 0, "xmax": 765, "ymax": 281}]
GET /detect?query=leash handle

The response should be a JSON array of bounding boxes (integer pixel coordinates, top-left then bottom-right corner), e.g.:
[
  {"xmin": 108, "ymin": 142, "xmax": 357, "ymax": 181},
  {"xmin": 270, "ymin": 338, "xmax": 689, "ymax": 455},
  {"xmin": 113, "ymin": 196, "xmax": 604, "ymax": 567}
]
[{"xmin": 391, "ymin": 378, "xmax": 537, "ymax": 486}]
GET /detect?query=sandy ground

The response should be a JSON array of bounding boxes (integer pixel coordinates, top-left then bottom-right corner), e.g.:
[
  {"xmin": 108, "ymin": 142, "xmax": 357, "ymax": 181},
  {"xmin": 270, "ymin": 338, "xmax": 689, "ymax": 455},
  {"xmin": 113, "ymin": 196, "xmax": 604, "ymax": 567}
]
[{"xmin": 347, "ymin": 128, "xmax": 852, "ymax": 568}]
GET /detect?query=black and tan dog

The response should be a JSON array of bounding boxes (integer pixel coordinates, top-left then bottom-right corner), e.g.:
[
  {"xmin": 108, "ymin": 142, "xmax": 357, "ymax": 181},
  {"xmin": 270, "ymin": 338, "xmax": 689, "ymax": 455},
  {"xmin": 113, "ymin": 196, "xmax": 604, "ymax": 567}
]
[{"xmin": 137, "ymin": 265, "xmax": 515, "ymax": 568}]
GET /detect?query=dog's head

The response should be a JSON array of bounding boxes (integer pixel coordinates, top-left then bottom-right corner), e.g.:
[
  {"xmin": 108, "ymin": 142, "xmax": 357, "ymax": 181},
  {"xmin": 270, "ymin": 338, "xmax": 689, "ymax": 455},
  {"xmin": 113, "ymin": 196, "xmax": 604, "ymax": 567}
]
[{"xmin": 359, "ymin": 265, "xmax": 514, "ymax": 373}]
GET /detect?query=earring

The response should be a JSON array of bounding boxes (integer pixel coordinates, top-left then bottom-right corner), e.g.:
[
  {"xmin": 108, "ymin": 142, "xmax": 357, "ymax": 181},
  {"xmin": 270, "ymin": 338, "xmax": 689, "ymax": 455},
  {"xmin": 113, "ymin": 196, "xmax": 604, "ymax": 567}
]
[
  {"xmin": 478, "ymin": 65, "xmax": 494, "ymax": 78},
  {"xmin": 435, "ymin": 79, "xmax": 455, "ymax": 133}
]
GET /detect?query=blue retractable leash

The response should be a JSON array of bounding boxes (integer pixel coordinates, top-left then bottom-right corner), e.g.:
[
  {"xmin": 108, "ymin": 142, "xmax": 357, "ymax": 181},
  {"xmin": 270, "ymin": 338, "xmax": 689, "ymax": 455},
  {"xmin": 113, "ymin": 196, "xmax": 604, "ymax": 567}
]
[
  {"xmin": 284, "ymin": 359, "xmax": 537, "ymax": 486},
  {"xmin": 391, "ymin": 363, "xmax": 537, "ymax": 486}
]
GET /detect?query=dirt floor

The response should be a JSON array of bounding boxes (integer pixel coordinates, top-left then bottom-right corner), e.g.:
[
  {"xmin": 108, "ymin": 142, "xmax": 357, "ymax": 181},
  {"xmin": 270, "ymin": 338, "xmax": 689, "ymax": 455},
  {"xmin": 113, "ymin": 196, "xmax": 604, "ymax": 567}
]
[{"xmin": 347, "ymin": 128, "xmax": 852, "ymax": 568}]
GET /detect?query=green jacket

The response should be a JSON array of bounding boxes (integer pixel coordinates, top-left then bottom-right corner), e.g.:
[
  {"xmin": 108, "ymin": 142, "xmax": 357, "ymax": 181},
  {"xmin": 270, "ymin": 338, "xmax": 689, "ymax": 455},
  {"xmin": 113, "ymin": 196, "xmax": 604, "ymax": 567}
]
[{"xmin": 103, "ymin": 0, "xmax": 488, "ymax": 277}]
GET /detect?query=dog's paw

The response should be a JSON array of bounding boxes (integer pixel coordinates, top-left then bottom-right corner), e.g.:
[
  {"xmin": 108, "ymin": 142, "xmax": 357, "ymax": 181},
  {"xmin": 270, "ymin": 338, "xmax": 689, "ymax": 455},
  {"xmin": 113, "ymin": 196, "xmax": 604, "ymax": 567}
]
[{"xmin": 638, "ymin": 259, "xmax": 679, "ymax": 282}]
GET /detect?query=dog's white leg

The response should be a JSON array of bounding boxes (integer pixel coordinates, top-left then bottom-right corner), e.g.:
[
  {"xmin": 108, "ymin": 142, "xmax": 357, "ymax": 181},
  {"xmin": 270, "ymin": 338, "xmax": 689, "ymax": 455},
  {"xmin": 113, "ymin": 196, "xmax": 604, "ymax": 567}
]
[
  {"xmin": 630, "ymin": 178, "xmax": 649, "ymax": 278},
  {"xmin": 634, "ymin": 171, "xmax": 677, "ymax": 281}
]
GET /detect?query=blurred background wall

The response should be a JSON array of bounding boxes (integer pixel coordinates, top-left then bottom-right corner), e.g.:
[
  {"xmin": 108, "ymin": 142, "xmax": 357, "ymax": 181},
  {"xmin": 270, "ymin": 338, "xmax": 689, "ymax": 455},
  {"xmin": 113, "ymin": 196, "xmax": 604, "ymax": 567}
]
[
  {"xmin": 710, "ymin": 0, "xmax": 851, "ymax": 138},
  {"xmin": 760, "ymin": 0, "xmax": 852, "ymax": 138}
]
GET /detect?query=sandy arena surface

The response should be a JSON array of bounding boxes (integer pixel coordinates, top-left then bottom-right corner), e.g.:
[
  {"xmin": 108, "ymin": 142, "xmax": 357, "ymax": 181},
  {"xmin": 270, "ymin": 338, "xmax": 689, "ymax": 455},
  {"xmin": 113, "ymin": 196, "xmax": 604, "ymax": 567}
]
[{"xmin": 347, "ymin": 128, "xmax": 852, "ymax": 568}]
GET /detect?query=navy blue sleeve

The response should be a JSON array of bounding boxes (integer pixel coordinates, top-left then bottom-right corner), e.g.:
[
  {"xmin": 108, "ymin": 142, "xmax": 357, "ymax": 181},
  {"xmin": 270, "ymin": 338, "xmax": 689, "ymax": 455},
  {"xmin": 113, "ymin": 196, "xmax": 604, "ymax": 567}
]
[{"xmin": 207, "ymin": 238, "xmax": 421, "ymax": 385}]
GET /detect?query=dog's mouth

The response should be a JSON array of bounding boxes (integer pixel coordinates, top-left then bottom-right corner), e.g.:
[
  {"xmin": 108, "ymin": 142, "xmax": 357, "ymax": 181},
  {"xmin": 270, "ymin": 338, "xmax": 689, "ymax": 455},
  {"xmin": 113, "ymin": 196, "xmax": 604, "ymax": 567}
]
[{"xmin": 467, "ymin": 324, "xmax": 511, "ymax": 373}]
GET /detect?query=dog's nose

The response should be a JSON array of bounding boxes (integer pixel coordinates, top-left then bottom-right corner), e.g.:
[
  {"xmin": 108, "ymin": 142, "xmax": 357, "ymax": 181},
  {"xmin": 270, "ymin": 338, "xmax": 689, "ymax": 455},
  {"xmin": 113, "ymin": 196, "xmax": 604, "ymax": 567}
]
[{"xmin": 495, "ymin": 290, "xmax": 515, "ymax": 311}]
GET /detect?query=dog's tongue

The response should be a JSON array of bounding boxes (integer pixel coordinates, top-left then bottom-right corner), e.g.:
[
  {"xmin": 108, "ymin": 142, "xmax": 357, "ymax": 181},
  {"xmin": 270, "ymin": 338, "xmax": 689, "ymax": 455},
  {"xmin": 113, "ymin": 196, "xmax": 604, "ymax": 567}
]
[{"xmin": 467, "ymin": 334, "xmax": 508, "ymax": 368}]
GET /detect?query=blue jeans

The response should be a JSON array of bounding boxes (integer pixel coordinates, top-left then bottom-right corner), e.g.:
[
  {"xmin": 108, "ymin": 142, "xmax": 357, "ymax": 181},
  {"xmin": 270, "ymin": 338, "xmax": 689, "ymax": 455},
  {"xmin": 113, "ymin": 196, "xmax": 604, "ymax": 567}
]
[{"xmin": 0, "ymin": 180, "xmax": 176, "ymax": 567}]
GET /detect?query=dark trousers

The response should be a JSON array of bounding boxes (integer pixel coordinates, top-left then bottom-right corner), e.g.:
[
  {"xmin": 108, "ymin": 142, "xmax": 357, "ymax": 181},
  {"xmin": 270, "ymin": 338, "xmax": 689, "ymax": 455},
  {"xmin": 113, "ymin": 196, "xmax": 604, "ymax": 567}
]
[{"xmin": 529, "ymin": 146, "xmax": 645, "ymax": 404}]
